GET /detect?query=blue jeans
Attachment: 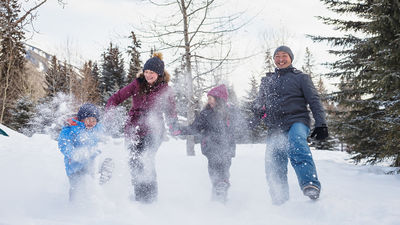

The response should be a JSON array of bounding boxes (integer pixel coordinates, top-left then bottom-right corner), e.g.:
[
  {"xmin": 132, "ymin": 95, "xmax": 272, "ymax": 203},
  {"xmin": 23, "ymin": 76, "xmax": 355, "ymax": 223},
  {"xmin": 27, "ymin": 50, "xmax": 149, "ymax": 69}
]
[{"xmin": 265, "ymin": 122, "xmax": 320, "ymax": 204}]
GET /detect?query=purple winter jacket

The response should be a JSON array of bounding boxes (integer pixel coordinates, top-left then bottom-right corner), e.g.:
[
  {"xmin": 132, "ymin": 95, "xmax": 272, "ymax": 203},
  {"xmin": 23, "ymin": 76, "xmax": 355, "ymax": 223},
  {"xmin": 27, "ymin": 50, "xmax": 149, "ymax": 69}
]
[{"xmin": 106, "ymin": 78, "xmax": 178, "ymax": 138}]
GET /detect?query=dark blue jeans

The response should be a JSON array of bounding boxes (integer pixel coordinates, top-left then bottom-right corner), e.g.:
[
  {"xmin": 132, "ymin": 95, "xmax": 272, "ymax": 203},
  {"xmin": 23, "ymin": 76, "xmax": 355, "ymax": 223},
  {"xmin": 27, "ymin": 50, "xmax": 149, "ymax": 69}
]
[{"xmin": 265, "ymin": 122, "xmax": 320, "ymax": 204}]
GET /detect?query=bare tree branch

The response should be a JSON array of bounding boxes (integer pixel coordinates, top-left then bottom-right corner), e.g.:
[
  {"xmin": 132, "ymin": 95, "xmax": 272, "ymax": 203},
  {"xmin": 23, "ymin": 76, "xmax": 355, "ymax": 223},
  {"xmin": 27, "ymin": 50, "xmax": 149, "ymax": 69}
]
[{"xmin": 15, "ymin": 0, "xmax": 48, "ymax": 25}]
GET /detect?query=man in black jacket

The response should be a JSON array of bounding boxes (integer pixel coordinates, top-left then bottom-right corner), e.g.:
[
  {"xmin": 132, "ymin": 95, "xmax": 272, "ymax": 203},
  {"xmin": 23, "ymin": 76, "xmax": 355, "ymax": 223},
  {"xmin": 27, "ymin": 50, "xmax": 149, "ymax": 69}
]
[{"xmin": 253, "ymin": 46, "xmax": 329, "ymax": 204}]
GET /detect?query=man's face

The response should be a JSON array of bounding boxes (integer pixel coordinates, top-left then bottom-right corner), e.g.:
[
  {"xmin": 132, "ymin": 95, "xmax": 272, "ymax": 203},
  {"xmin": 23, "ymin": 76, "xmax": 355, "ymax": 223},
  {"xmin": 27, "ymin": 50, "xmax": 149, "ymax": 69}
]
[{"xmin": 274, "ymin": 51, "xmax": 292, "ymax": 69}]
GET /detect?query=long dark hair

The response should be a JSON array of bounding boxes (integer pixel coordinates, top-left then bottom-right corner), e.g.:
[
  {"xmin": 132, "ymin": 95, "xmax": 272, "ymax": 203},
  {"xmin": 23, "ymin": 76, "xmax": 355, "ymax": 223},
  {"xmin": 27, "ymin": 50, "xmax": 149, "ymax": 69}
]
[{"xmin": 136, "ymin": 70, "xmax": 170, "ymax": 96}]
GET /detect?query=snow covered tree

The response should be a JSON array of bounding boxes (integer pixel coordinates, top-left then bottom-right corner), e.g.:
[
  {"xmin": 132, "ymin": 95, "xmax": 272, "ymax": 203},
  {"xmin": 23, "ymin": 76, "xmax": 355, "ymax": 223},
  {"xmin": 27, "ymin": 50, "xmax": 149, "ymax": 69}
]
[
  {"xmin": 99, "ymin": 42, "xmax": 126, "ymax": 105},
  {"xmin": 311, "ymin": 0, "xmax": 400, "ymax": 166},
  {"xmin": 263, "ymin": 50, "xmax": 274, "ymax": 74}
]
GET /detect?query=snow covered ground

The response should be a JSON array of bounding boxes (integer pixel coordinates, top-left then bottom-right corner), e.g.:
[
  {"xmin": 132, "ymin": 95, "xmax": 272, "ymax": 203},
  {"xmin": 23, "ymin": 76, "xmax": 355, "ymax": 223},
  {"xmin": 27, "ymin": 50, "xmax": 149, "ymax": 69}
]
[{"xmin": 1, "ymin": 124, "xmax": 399, "ymax": 225}]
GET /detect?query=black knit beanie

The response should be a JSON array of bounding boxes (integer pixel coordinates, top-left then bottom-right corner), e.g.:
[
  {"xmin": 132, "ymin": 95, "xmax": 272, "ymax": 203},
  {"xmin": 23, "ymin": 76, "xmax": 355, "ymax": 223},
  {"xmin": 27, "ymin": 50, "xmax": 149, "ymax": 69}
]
[
  {"xmin": 77, "ymin": 103, "xmax": 100, "ymax": 121},
  {"xmin": 143, "ymin": 53, "xmax": 165, "ymax": 76},
  {"xmin": 274, "ymin": 46, "xmax": 294, "ymax": 62}
]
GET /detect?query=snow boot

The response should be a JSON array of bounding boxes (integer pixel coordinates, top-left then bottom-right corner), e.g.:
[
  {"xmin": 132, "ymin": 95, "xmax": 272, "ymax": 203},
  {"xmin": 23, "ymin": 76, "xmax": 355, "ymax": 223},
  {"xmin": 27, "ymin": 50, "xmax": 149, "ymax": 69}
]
[
  {"xmin": 99, "ymin": 158, "xmax": 114, "ymax": 185},
  {"xmin": 212, "ymin": 181, "xmax": 229, "ymax": 203},
  {"xmin": 303, "ymin": 185, "xmax": 320, "ymax": 200},
  {"xmin": 134, "ymin": 182, "xmax": 158, "ymax": 203}
]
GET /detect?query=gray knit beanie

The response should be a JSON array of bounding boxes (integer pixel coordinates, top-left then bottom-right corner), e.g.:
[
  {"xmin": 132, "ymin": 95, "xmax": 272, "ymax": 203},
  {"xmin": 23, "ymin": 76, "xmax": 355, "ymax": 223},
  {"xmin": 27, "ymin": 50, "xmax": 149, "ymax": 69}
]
[{"xmin": 274, "ymin": 46, "xmax": 294, "ymax": 62}]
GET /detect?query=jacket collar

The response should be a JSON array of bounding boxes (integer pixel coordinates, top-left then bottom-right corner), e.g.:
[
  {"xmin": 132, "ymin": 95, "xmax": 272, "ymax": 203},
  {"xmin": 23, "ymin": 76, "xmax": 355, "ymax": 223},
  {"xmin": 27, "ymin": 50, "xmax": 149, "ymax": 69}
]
[{"xmin": 275, "ymin": 65, "xmax": 294, "ymax": 75}]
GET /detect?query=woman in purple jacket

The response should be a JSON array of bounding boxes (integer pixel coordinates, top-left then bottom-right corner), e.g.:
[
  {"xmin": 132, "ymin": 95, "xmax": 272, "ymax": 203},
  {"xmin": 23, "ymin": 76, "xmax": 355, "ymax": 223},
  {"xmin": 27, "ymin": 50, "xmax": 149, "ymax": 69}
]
[{"xmin": 106, "ymin": 53, "xmax": 179, "ymax": 203}]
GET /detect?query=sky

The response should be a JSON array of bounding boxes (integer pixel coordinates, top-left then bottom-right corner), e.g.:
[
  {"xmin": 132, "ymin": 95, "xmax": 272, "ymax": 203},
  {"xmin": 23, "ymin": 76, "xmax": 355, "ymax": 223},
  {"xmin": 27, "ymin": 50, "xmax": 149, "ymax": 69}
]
[
  {"xmin": 25, "ymin": 0, "xmax": 343, "ymax": 97},
  {"xmin": 1, "ymin": 122, "xmax": 400, "ymax": 225}
]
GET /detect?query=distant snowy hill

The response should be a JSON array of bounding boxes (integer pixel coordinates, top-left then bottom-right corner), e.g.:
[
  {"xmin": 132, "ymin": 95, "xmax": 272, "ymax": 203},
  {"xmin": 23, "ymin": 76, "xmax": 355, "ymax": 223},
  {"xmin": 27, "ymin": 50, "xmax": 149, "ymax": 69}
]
[
  {"xmin": 25, "ymin": 43, "xmax": 53, "ymax": 73},
  {"xmin": 24, "ymin": 43, "xmax": 81, "ymax": 76},
  {"xmin": 0, "ymin": 124, "xmax": 399, "ymax": 225}
]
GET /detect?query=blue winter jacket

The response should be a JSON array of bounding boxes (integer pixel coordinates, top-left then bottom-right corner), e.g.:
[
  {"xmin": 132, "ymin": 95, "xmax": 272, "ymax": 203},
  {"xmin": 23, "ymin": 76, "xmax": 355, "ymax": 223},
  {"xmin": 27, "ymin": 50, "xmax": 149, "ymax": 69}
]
[{"xmin": 58, "ymin": 119, "xmax": 103, "ymax": 176}]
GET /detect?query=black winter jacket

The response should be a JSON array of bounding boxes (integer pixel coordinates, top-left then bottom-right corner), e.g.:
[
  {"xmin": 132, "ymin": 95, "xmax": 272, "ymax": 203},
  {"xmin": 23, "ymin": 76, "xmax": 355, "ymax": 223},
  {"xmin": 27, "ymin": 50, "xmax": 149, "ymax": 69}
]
[
  {"xmin": 181, "ymin": 105, "xmax": 238, "ymax": 158},
  {"xmin": 254, "ymin": 66, "xmax": 327, "ymax": 131}
]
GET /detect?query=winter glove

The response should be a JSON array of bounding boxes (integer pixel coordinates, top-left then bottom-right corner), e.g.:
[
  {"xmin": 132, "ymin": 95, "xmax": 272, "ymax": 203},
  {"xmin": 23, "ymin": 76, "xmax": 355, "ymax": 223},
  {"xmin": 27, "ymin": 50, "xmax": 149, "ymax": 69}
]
[
  {"xmin": 310, "ymin": 125, "xmax": 329, "ymax": 140},
  {"xmin": 249, "ymin": 107, "xmax": 266, "ymax": 130},
  {"xmin": 169, "ymin": 123, "xmax": 182, "ymax": 136}
]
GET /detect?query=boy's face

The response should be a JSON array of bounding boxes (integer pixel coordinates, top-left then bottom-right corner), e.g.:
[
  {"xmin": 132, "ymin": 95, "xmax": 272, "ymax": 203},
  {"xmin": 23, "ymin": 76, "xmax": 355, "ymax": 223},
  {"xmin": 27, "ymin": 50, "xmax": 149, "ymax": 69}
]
[{"xmin": 83, "ymin": 117, "xmax": 97, "ymax": 129}]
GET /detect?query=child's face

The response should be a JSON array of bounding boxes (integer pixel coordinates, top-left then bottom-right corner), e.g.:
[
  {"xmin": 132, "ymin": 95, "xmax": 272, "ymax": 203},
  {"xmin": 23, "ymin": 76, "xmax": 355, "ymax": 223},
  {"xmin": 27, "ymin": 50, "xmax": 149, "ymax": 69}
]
[
  {"xmin": 83, "ymin": 117, "xmax": 97, "ymax": 129},
  {"xmin": 207, "ymin": 95, "xmax": 216, "ymax": 108}
]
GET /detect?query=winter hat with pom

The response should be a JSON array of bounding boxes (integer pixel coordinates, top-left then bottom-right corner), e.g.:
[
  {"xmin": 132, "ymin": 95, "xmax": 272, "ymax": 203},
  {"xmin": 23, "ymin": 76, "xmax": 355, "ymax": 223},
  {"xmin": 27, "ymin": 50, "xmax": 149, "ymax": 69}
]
[
  {"xmin": 274, "ymin": 45, "xmax": 294, "ymax": 62},
  {"xmin": 207, "ymin": 84, "xmax": 229, "ymax": 103},
  {"xmin": 77, "ymin": 103, "xmax": 100, "ymax": 121},
  {"xmin": 143, "ymin": 52, "xmax": 165, "ymax": 76}
]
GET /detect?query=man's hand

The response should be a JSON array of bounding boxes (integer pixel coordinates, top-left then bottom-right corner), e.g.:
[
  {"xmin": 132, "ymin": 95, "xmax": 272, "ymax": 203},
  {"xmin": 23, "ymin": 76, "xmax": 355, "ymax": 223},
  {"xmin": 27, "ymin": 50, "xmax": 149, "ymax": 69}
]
[{"xmin": 310, "ymin": 125, "xmax": 329, "ymax": 140}]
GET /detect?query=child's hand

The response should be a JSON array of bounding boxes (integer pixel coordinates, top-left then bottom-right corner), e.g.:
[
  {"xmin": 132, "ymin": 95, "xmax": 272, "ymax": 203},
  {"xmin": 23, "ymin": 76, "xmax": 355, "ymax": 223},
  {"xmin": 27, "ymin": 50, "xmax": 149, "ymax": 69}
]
[
  {"xmin": 172, "ymin": 129, "xmax": 181, "ymax": 136},
  {"xmin": 169, "ymin": 123, "xmax": 182, "ymax": 136}
]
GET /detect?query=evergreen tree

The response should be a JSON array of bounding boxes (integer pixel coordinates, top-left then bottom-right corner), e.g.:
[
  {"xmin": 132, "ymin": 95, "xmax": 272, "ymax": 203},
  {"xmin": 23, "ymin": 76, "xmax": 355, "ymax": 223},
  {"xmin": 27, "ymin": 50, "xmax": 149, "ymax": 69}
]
[
  {"xmin": 241, "ymin": 74, "xmax": 267, "ymax": 143},
  {"xmin": 301, "ymin": 47, "xmax": 315, "ymax": 81},
  {"xmin": 226, "ymin": 84, "xmax": 239, "ymax": 106},
  {"xmin": 170, "ymin": 67, "xmax": 188, "ymax": 117},
  {"xmin": 263, "ymin": 50, "xmax": 274, "ymax": 73},
  {"xmin": 8, "ymin": 96, "xmax": 35, "ymax": 132},
  {"xmin": 126, "ymin": 31, "xmax": 142, "ymax": 83},
  {"xmin": 44, "ymin": 55, "xmax": 67, "ymax": 97},
  {"xmin": 311, "ymin": 0, "xmax": 400, "ymax": 166},
  {"xmin": 0, "ymin": 0, "xmax": 27, "ymax": 125},
  {"xmin": 92, "ymin": 62, "xmax": 100, "ymax": 84},
  {"xmin": 99, "ymin": 42, "xmax": 126, "ymax": 104},
  {"xmin": 301, "ymin": 47, "xmax": 335, "ymax": 150},
  {"xmin": 58, "ymin": 60, "xmax": 71, "ymax": 94}
]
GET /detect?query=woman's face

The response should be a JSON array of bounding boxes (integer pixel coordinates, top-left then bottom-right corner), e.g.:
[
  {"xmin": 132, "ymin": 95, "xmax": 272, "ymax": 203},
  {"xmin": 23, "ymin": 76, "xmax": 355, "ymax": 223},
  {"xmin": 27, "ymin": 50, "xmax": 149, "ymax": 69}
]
[
  {"xmin": 144, "ymin": 70, "xmax": 159, "ymax": 85},
  {"xmin": 207, "ymin": 95, "xmax": 217, "ymax": 108}
]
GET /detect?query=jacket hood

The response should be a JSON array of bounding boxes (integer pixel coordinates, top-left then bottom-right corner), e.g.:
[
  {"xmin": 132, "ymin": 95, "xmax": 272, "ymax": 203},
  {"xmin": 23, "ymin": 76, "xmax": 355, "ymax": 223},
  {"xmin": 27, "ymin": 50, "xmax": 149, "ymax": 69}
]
[{"xmin": 207, "ymin": 84, "xmax": 228, "ymax": 102}]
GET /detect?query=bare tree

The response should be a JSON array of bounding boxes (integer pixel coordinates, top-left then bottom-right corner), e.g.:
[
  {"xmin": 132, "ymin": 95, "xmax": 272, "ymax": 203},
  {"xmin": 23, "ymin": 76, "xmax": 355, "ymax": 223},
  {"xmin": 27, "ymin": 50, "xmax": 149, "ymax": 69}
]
[
  {"xmin": 140, "ymin": 0, "xmax": 249, "ymax": 155},
  {"xmin": 79, "ymin": 61, "xmax": 101, "ymax": 104}
]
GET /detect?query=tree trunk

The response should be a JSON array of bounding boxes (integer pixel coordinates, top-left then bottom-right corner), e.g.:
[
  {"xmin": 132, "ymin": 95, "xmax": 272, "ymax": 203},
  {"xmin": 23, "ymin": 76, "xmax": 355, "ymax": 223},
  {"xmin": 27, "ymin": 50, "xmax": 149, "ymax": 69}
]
[{"xmin": 181, "ymin": 0, "xmax": 195, "ymax": 156}]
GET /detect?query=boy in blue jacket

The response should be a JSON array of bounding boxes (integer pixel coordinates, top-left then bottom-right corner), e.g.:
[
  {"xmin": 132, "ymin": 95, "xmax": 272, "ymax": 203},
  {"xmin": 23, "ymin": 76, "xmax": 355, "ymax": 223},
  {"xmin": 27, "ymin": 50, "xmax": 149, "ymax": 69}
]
[{"xmin": 58, "ymin": 103, "xmax": 103, "ymax": 201}]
